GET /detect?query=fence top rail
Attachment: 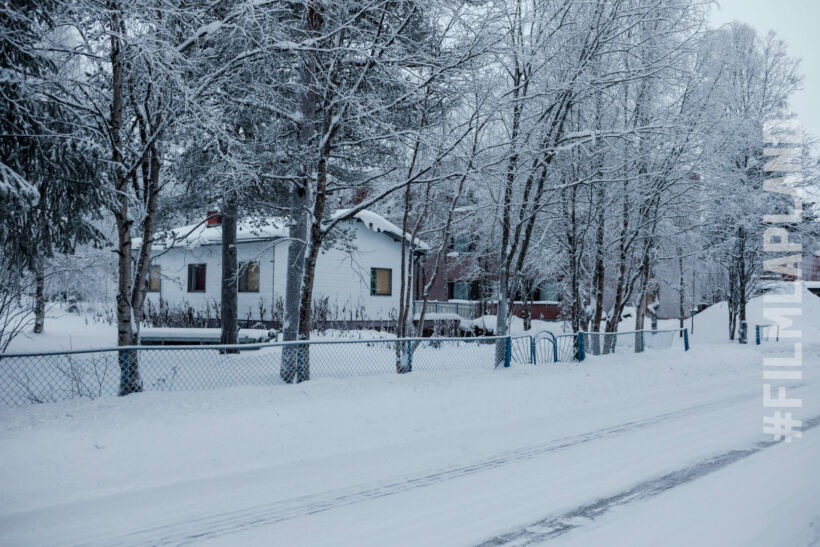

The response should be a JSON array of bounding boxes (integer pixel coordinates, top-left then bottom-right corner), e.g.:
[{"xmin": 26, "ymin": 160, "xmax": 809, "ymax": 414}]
[
  {"xmin": 580, "ymin": 328, "xmax": 686, "ymax": 336},
  {"xmin": 0, "ymin": 334, "xmax": 515, "ymax": 358},
  {"xmin": 532, "ymin": 330, "xmax": 557, "ymax": 341}
]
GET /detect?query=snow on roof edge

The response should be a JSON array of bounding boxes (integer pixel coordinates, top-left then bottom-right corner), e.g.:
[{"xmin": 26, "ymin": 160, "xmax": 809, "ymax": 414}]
[
  {"xmin": 135, "ymin": 209, "xmax": 428, "ymax": 251},
  {"xmin": 334, "ymin": 209, "xmax": 429, "ymax": 251}
]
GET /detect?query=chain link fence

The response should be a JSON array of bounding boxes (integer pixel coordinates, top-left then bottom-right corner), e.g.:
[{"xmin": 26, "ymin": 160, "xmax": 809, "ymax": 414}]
[
  {"xmin": 0, "ymin": 328, "xmax": 689, "ymax": 407},
  {"xmin": 529, "ymin": 328, "xmax": 688, "ymax": 364},
  {"xmin": 0, "ymin": 336, "xmax": 522, "ymax": 407},
  {"xmin": 582, "ymin": 328, "xmax": 687, "ymax": 357}
]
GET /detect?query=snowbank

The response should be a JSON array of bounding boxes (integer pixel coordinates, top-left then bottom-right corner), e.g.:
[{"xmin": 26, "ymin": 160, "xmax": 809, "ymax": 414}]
[
  {"xmin": 460, "ymin": 315, "xmax": 560, "ymax": 335},
  {"xmin": 689, "ymin": 282, "xmax": 820, "ymax": 344},
  {"xmin": 140, "ymin": 327, "xmax": 274, "ymax": 344}
]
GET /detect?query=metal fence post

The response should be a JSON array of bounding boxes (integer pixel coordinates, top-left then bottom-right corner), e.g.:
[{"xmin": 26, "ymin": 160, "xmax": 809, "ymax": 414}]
[
  {"xmin": 530, "ymin": 336, "xmax": 536, "ymax": 364},
  {"xmin": 552, "ymin": 337, "xmax": 558, "ymax": 363},
  {"xmin": 505, "ymin": 336, "xmax": 512, "ymax": 368},
  {"xmin": 683, "ymin": 328, "xmax": 690, "ymax": 351},
  {"xmin": 119, "ymin": 348, "xmax": 130, "ymax": 396},
  {"xmin": 577, "ymin": 332, "xmax": 585, "ymax": 362},
  {"xmin": 755, "ymin": 325, "xmax": 761, "ymax": 345},
  {"xmin": 406, "ymin": 340, "xmax": 413, "ymax": 372}
]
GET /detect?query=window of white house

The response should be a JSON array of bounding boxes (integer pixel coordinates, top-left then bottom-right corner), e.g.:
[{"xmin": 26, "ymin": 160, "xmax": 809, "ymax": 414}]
[
  {"xmin": 187, "ymin": 264, "xmax": 207, "ymax": 292},
  {"xmin": 239, "ymin": 261, "xmax": 260, "ymax": 292},
  {"xmin": 370, "ymin": 268, "xmax": 392, "ymax": 296},
  {"xmin": 147, "ymin": 264, "xmax": 161, "ymax": 292}
]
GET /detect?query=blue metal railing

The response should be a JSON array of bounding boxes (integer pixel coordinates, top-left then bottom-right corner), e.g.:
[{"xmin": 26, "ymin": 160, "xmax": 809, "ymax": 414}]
[{"xmin": 527, "ymin": 327, "xmax": 690, "ymax": 364}]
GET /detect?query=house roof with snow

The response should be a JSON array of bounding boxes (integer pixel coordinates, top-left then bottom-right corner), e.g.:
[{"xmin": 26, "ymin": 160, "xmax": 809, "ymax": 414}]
[{"xmin": 135, "ymin": 209, "xmax": 428, "ymax": 252}]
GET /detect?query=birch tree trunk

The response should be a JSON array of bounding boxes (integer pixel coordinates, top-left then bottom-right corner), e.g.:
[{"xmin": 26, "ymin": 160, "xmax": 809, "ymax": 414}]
[
  {"xmin": 737, "ymin": 226, "xmax": 748, "ymax": 343},
  {"xmin": 494, "ymin": 78, "xmax": 522, "ymax": 365},
  {"xmin": 109, "ymin": 1, "xmax": 142, "ymax": 395},
  {"xmin": 130, "ymin": 138, "xmax": 161, "ymax": 339},
  {"xmin": 633, "ymin": 249, "xmax": 650, "ymax": 352},
  {"xmin": 727, "ymin": 261, "xmax": 738, "ymax": 340},
  {"xmin": 604, "ymin": 178, "xmax": 632, "ymax": 354}
]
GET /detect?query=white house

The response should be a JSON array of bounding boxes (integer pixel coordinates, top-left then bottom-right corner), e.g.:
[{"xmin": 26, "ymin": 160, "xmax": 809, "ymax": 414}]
[{"xmin": 140, "ymin": 209, "xmax": 426, "ymax": 325}]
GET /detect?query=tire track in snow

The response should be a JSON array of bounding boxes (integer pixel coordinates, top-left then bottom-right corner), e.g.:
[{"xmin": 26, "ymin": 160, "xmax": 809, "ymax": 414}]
[
  {"xmin": 89, "ymin": 388, "xmax": 780, "ymax": 547},
  {"xmin": 476, "ymin": 413, "xmax": 820, "ymax": 546}
]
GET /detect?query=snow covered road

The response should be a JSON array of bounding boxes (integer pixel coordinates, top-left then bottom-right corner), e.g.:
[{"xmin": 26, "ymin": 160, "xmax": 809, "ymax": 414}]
[{"xmin": 0, "ymin": 343, "xmax": 817, "ymax": 546}]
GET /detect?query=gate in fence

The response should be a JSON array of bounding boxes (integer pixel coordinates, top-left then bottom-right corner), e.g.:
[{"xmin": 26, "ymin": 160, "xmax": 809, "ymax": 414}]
[{"xmin": 755, "ymin": 324, "xmax": 780, "ymax": 345}]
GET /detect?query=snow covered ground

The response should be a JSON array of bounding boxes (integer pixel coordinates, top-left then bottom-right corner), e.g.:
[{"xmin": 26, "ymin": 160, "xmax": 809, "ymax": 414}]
[
  {"xmin": 0, "ymin": 341, "xmax": 817, "ymax": 546},
  {"xmin": 0, "ymin": 287, "xmax": 817, "ymax": 545}
]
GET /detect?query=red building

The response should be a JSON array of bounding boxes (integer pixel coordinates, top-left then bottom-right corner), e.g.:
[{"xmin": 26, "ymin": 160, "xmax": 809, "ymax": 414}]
[
  {"xmin": 413, "ymin": 235, "xmax": 562, "ymax": 322},
  {"xmin": 803, "ymin": 251, "xmax": 820, "ymax": 296}
]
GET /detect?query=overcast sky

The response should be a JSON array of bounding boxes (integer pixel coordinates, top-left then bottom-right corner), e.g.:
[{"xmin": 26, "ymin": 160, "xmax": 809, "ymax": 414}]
[{"xmin": 708, "ymin": 0, "xmax": 820, "ymax": 143}]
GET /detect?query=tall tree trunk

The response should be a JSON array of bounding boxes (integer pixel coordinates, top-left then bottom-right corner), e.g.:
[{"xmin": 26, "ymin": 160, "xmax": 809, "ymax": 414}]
[
  {"xmin": 589, "ymin": 80, "xmax": 606, "ymax": 354},
  {"xmin": 678, "ymin": 250, "xmax": 685, "ymax": 336},
  {"xmin": 727, "ymin": 261, "xmax": 738, "ymax": 340},
  {"xmin": 396, "ymin": 103, "xmax": 428, "ymax": 347},
  {"xmin": 494, "ymin": 139, "xmax": 516, "ymax": 362},
  {"xmin": 296, "ymin": 153, "xmax": 328, "ymax": 347},
  {"xmin": 605, "ymin": 72, "xmax": 636, "ymax": 353},
  {"xmin": 649, "ymin": 283, "xmax": 659, "ymax": 332},
  {"xmin": 396, "ymin": 148, "xmax": 432, "ymax": 373},
  {"xmin": 564, "ymin": 184, "xmax": 581, "ymax": 334},
  {"xmin": 495, "ymin": 268, "xmax": 510, "ymax": 365},
  {"xmin": 33, "ymin": 259, "xmax": 45, "ymax": 334},
  {"xmin": 220, "ymin": 191, "xmax": 238, "ymax": 351},
  {"xmin": 109, "ymin": 1, "xmax": 142, "ymax": 395},
  {"xmin": 591, "ymin": 188, "xmax": 605, "ymax": 355},
  {"xmin": 281, "ymin": 184, "xmax": 307, "ymax": 382},
  {"xmin": 604, "ymin": 180, "xmax": 631, "ymax": 354},
  {"xmin": 397, "ymin": 179, "xmax": 411, "ymax": 341},
  {"xmin": 495, "ymin": 24, "xmax": 525, "ymax": 365},
  {"xmin": 634, "ymin": 248, "xmax": 650, "ymax": 352},
  {"xmin": 522, "ymin": 287, "xmax": 532, "ymax": 332},
  {"xmin": 737, "ymin": 226, "xmax": 748, "ymax": 343},
  {"xmin": 131, "ymin": 141, "xmax": 161, "ymax": 338},
  {"xmin": 281, "ymin": 2, "xmax": 321, "ymax": 382}
]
